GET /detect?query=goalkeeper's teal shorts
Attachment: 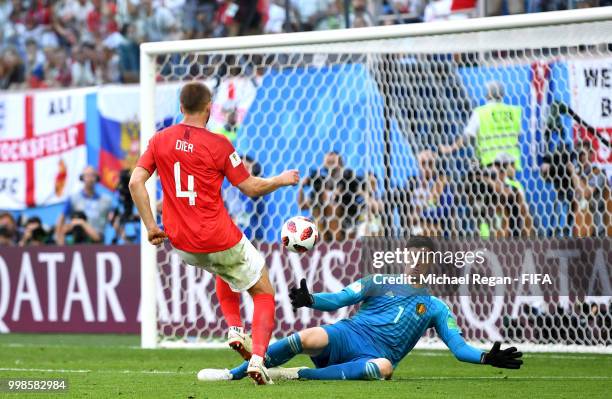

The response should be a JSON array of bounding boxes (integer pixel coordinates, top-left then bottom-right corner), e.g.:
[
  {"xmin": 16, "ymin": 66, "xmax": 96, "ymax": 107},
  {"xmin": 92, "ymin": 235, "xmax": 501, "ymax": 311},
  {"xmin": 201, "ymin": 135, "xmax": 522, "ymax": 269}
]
[{"xmin": 311, "ymin": 321, "xmax": 383, "ymax": 368}]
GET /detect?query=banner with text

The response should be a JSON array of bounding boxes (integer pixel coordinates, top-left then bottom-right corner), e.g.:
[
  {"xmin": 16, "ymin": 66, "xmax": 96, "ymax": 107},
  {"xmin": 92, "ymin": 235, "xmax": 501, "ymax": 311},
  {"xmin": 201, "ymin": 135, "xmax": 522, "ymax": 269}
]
[
  {"xmin": 1, "ymin": 241, "xmax": 609, "ymax": 342},
  {"xmin": 568, "ymin": 58, "xmax": 612, "ymax": 176},
  {"xmin": 0, "ymin": 90, "xmax": 89, "ymax": 209}
]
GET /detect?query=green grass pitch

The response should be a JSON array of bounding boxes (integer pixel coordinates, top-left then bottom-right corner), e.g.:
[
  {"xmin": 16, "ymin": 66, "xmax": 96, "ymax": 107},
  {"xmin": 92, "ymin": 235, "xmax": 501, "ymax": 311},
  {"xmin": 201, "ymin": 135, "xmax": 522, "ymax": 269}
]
[{"xmin": 0, "ymin": 334, "xmax": 610, "ymax": 398}]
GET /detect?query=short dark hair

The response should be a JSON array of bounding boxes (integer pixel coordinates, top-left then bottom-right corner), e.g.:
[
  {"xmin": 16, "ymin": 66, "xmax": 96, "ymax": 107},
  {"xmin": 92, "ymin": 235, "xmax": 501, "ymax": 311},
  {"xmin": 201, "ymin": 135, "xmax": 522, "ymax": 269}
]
[
  {"xmin": 406, "ymin": 236, "xmax": 436, "ymax": 252},
  {"xmin": 180, "ymin": 82, "xmax": 212, "ymax": 114},
  {"xmin": 26, "ymin": 216, "xmax": 42, "ymax": 226}
]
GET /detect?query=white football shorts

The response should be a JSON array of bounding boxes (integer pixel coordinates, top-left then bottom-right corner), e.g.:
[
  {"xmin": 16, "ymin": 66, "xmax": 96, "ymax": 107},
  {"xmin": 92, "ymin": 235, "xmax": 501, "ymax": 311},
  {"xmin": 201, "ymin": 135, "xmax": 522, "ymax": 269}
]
[{"xmin": 174, "ymin": 235, "xmax": 265, "ymax": 292}]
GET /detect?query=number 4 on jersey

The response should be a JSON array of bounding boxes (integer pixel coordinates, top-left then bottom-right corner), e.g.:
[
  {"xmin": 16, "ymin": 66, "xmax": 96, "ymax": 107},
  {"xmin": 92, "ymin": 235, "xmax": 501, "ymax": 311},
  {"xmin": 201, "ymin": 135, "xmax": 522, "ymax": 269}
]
[{"xmin": 174, "ymin": 162, "xmax": 197, "ymax": 205}]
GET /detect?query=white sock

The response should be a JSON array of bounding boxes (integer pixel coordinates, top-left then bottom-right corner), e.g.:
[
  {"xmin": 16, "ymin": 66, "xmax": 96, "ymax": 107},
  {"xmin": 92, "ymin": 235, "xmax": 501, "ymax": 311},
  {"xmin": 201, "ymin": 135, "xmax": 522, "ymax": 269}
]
[{"xmin": 249, "ymin": 354, "xmax": 264, "ymax": 366}]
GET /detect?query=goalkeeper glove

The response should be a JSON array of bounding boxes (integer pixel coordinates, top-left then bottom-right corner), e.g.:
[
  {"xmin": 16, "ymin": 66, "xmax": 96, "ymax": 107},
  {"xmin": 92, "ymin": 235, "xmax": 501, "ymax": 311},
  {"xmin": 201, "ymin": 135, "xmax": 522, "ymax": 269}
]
[
  {"xmin": 289, "ymin": 278, "xmax": 314, "ymax": 310},
  {"xmin": 481, "ymin": 342, "xmax": 523, "ymax": 369}
]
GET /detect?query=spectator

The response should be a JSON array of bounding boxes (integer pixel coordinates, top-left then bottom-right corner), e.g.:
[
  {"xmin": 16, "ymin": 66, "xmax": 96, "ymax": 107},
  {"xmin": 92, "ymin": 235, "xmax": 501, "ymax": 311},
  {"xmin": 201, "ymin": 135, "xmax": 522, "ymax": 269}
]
[
  {"xmin": 541, "ymin": 140, "xmax": 575, "ymax": 236},
  {"xmin": 402, "ymin": 150, "xmax": 453, "ymax": 237},
  {"xmin": 44, "ymin": 46, "xmax": 72, "ymax": 87},
  {"xmin": 99, "ymin": 34, "xmax": 122, "ymax": 83},
  {"xmin": 441, "ymin": 81, "xmax": 523, "ymax": 172},
  {"xmin": 71, "ymin": 42, "xmax": 96, "ymax": 86},
  {"xmin": 110, "ymin": 169, "xmax": 140, "ymax": 244},
  {"xmin": 217, "ymin": 103, "xmax": 239, "ymax": 142},
  {"xmin": 23, "ymin": 13, "xmax": 44, "ymax": 46},
  {"xmin": 350, "ymin": 0, "xmax": 375, "ymax": 27},
  {"xmin": 485, "ymin": 0, "xmax": 525, "ymax": 16},
  {"xmin": 60, "ymin": 210, "xmax": 102, "ymax": 244},
  {"xmin": 55, "ymin": 165, "xmax": 112, "ymax": 244},
  {"xmin": 440, "ymin": 81, "xmax": 526, "ymax": 238},
  {"xmin": 487, "ymin": 152, "xmax": 534, "ymax": 237},
  {"xmin": 24, "ymin": 38, "xmax": 45, "ymax": 81},
  {"xmin": 0, "ymin": 0, "xmax": 609, "ymax": 92},
  {"xmin": 0, "ymin": 226, "xmax": 14, "ymax": 245},
  {"xmin": 55, "ymin": 0, "xmax": 94, "ymax": 33},
  {"xmin": 573, "ymin": 141, "xmax": 611, "ymax": 237},
  {"xmin": 27, "ymin": 0, "xmax": 53, "ymax": 26},
  {"xmin": 0, "ymin": 0, "xmax": 13, "ymax": 26},
  {"xmin": 0, "ymin": 46, "xmax": 26, "ymax": 90},
  {"xmin": 265, "ymin": 0, "xmax": 286, "ymax": 34},
  {"xmin": 184, "ymin": 0, "xmax": 217, "ymax": 39},
  {"xmin": 0, "ymin": 212, "xmax": 17, "ymax": 245},
  {"xmin": 423, "ymin": 0, "xmax": 471, "ymax": 22},
  {"xmin": 356, "ymin": 172, "xmax": 384, "ymax": 237},
  {"xmin": 52, "ymin": 2, "xmax": 80, "ymax": 49},
  {"xmin": 18, "ymin": 216, "xmax": 49, "ymax": 246},
  {"xmin": 86, "ymin": 0, "xmax": 118, "ymax": 41},
  {"xmin": 118, "ymin": 23, "xmax": 140, "ymax": 83},
  {"xmin": 291, "ymin": 0, "xmax": 334, "ymax": 31},
  {"xmin": 232, "ymin": 0, "xmax": 265, "ymax": 36},
  {"xmin": 314, "ymin": 1, "xmax": 346, "ymax": 31},
  {"xmin": 298, "ymin": 151, "xmax": 364, "ymax": 241},
  {"xmin": 139, "ymin": 0, "xmax": 178, "ymax": 42}
]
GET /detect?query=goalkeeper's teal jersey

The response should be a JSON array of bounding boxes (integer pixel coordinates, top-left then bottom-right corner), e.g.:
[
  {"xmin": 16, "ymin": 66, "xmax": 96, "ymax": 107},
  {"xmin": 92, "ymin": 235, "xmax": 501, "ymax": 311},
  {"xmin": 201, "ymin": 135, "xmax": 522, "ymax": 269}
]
[{"xmin": 312, "ymin": 276, "xmax": 483, "ymax": 366}]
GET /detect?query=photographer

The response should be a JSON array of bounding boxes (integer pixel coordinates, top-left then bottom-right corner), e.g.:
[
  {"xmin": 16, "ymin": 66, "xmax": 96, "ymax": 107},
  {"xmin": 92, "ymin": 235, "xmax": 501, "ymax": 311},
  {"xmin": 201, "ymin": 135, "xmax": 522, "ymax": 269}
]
[
  {"xmin": 398, "ymin": 150, "xmax": 454, "ymax": 237},
  {"xmin": 485, "ymin": 153, "xmax": 534, "ymax": 237},
  {"xmin": 61, "ymin": 211, "xmax": 101, "ymax": 244},
  {"xmin": 18, "ymin": 216, "xmax": 50, "ymax": 246},
  {"xmin": 110, "ymin": 169, "xmax": 141, "ymax": 244},
  {"xmin": 55, "ymin": 166, "xmax": 112, "ymax": 244},
  {"xmin": 0, "ymin": 212, "xmax": 17, "ymax": 245},
  {"xmin": 297, "ymin": 151, "xmax": 364, "ymax": 241}
]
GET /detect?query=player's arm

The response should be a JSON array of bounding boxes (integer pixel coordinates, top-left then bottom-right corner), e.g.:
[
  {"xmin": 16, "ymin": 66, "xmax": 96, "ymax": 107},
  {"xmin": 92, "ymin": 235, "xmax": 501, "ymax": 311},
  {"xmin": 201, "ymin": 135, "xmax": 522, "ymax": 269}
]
[
  {"xmin": 237, "ymin": 171, "xmax": 299, "ymax": 198},
  {"xmin": 439, "ymin": 112, "xmax": 478, "ymax": 154},
  {"xmin": 129, "ymin": 137, "xmax": 167, "ymax": 246},
  {"xmin": 129, "ymin": 167, "xmax": 167, "ymax": 246},
  {"xmin": 289, "ymin": 278, "xmax": 369, "ymax": 311},
  {"xmin": 433, "ymin": 302, "xmax": 523, "ymax": 369},
  {"xmin": 219, "ymin": 138, "xmax": 299, "ymax": 197}
]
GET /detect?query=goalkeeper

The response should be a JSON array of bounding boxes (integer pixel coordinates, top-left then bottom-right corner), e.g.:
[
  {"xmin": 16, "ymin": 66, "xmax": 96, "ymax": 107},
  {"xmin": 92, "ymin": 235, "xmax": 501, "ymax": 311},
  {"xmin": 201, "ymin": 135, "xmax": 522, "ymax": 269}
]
[{"xmin": 199, "ymin": 237, "xmax": 522, "ymax": 382}]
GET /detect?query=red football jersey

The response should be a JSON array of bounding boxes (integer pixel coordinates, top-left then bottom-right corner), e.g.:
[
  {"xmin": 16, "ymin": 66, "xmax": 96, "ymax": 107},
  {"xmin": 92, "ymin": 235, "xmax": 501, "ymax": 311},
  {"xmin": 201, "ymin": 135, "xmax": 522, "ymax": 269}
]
[{"xmin": 137, "ymin": 123, "xmax": 250, "ymax": 253}]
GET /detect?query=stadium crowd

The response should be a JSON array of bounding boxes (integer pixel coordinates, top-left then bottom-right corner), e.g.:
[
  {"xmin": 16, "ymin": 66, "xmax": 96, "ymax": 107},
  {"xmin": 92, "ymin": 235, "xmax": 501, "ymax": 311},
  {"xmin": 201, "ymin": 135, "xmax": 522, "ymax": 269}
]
[
  {"xmin": 1, "ymin": 0, "xmax": 611, "ymax": 90},
  {"xmin": 1, "ymin": 1, "xmax": 611, "ymax": 246}
]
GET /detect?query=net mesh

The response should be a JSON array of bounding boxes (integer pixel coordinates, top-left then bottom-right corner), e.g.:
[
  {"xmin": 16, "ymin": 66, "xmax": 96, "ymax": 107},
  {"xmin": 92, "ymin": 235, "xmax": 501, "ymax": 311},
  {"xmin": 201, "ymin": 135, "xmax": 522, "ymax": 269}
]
[{"xmin": 150, "ymin": 22, "xmax": 612, "ymax": 350}]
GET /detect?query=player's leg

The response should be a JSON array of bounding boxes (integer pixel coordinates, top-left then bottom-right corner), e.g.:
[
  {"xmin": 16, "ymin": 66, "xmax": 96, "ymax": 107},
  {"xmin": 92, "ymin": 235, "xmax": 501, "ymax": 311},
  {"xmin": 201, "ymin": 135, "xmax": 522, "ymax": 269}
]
[
  {"xmin": 175, "ymin": 248, "xmax": 253, "ymax": 359},
  {"xmin": 226, "ymin": 326, "xmax": 329, "ymax": 380},
  {"xmin": 215, "ymin": 275, "xmax": 252, "ymax": 360},
  {"xmin": 197, "ymin": 326, "xmax": 329, "ymax": 382},
  {"xmin": 296, "ymin": 357, "xmax": 391, "ymax": 381},
  {"xmin": 245, "ymin": 268, "xmax": 276, "ymax": 384},
  {"xmin": 295, "ymin": 323, "xmax": 391, "ymax": 381},
  {"xmin": 197, "ymin": 357, "xmax": 392, "ymax": 382}
]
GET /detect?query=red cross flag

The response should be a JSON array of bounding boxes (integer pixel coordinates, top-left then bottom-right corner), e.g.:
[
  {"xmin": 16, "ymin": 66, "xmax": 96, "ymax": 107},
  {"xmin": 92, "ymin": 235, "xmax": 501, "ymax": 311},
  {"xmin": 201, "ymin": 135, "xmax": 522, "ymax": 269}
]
[{"xmin": 0, "ymin": 90, "xmax": 87, "ymax": 209}]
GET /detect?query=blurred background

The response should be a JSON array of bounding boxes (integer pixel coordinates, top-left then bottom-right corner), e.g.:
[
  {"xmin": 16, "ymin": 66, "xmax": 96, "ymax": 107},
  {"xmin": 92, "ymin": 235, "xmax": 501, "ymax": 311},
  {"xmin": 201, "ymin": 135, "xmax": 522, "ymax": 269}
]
[{"xmin": 0, "ymin": 1, "xmax": 610, "ymax": 347}]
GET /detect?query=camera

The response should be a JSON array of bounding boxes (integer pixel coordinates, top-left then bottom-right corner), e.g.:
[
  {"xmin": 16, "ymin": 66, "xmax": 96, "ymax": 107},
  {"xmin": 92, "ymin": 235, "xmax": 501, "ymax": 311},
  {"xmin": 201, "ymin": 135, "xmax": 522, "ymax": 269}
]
[{"xmin": 70, "ymin": 211, "xmax": 88, "ymax": 244}]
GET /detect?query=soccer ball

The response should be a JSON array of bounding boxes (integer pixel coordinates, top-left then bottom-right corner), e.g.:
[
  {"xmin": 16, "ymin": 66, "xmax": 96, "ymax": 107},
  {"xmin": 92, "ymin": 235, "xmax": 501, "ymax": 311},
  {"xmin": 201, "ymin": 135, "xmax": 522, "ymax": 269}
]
[{"xmin": 281, "ymin": 216, "xmax": 319, "ymax": 253}]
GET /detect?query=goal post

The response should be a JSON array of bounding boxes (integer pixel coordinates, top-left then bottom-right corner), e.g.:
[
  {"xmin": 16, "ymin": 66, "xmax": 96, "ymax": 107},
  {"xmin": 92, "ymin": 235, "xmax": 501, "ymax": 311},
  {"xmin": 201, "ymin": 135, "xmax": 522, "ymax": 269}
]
[{"xmin": 140, "ymin": 8, "xmax": 612, "ymax": 351}]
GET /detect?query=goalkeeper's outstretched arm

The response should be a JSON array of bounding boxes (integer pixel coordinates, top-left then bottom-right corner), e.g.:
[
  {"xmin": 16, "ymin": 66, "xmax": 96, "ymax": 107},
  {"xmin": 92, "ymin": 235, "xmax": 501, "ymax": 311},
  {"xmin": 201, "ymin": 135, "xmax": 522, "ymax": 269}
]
[
  {"xmin": 289, "ymin": 278, "xmax": 366, "ymax": 311},
  {"xmin": 434, "ymin": 302, "xmax": 523, "ymax": 369}
]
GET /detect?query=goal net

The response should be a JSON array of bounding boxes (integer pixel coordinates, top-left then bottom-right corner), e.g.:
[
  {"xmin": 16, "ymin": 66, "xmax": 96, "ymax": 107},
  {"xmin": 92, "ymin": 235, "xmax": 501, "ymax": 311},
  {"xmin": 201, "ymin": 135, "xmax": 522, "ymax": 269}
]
[{"xmin": 140, "ymin": 8, "xmax": 612, "ymax": 352}]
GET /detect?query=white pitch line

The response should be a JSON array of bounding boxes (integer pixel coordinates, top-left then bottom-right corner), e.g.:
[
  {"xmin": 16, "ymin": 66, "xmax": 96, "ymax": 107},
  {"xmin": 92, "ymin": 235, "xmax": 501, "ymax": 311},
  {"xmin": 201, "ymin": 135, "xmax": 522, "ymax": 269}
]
[
  {"xmin": 0, "ymin": 368, "xmax": 91, "ymax": 373},
  {"xmin": 396, "ymin": 376, "xmax": 612, "ymax": 380},
  {"xmin": 0, "ymin": 368, "xmax": 191, "ymax": 375},
  {"xmin": 411, "ymin": 352, "xmax": 611, "ymax": 361},
  {"xmin": 1, "ymin": 368, "xmax": 611, "ymax": 380}
]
